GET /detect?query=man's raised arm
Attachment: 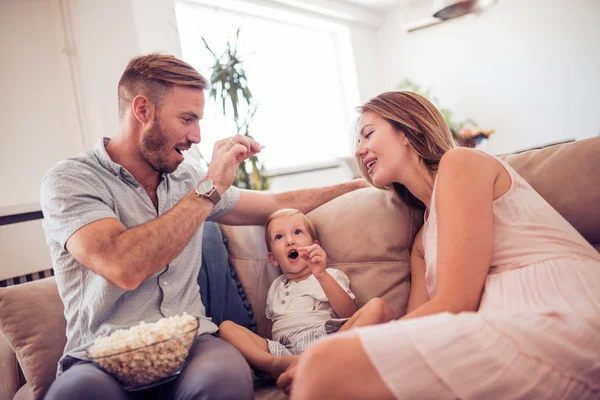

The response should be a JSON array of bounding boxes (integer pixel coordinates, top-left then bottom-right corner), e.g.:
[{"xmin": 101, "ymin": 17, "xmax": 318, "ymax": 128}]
[
  {"xmin": 65, "ymin": 192, "xmax": 213, "ymax": 290},
  {"xmin": 62, "ymin": 136, "xmax": 258, "ymax": 290},
  {"xmin": 218, "ymin": 178, "xmax": 369, "ymax": 226}
]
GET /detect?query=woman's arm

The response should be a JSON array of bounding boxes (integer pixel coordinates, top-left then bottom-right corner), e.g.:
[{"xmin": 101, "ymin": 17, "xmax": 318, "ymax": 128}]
[
  {"xmin": 403, "ymin": 148, "xmax": 500, "ymax": 319},
  {"xmin": 406, "ymin": 227, "xmax": 430, "ymax": 313}
]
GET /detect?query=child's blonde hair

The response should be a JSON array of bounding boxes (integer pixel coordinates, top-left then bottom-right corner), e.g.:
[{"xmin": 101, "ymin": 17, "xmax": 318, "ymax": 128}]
[{"xmin": 264, "ymin": 209, "xmax": 318, "ymax": 251}]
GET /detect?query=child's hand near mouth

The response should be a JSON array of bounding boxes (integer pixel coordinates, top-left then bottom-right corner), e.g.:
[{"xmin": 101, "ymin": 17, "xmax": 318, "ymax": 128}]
[{"xmin": 298, "ymin": 242, "xmax": 327, "ymax": 278}]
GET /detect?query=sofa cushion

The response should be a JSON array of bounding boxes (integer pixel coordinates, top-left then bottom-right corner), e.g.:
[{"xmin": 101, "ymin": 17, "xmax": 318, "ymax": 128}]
[
  {"xmin": 308, "ymin": 186, "xmax": 417, "ymax": 316},
  {"xmin": 502, "ymin": 137, "xmax": 600, "ymax": 246},
  {"xmin": 0, "ymin": 329, "xmax": 21, "ymax": 400},
  {"xmin": 221, "ymin": 187, "xmax": 420, "ymax": 337},
  {"xmin": 0, "ymin": 278, "xmax": 66, "ymax": 400}
]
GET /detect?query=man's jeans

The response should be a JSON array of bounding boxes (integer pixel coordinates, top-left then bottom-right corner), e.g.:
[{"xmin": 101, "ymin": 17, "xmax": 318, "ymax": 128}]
[
  {"xmin": 199, "ymin": 222, "xmax": 255, "ymax": 331},
  {"xmin": 44, "ymin": 335, "xmax": 253, "ymax": 400}
]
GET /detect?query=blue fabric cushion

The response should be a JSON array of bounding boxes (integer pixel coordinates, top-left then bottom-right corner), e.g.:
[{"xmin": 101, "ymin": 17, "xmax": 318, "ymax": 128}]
[{"xmin": 199, "ymin": 222, "xmax": 257, "ymax": 332}]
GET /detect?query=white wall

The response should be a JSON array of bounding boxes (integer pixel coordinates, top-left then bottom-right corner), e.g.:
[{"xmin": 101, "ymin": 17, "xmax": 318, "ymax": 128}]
[
  {"xmin": 378, "ymin": 0, "xmax": 600, "ymax": 155},
  {"xmin": 0, "ymin": 0, "xmax": 82, "ymax": 280},
  {"xmin": 133, "ymin": 0, "xmax": 183, "ymax": 57},
  {"xmin": 0, "ymin": 0, "xmax": 83, "ymax": 214},
  {"xmin": 67, "ymin": 0, "xmax": 140, "ymax": 148},
  {"xmin": 0, "ymin": 0, "xmax": 183, "ymax": 280},
  {"xmin": 349, "ymin": 24, "xmax": 386, "ymax": 103},
  {"xmin": 69, "ymin": 0, "xmax": 182, "ymax": 147},
  {"xmin": 0, "ymin": 0, "xmax": 183, "ymax": 213}
]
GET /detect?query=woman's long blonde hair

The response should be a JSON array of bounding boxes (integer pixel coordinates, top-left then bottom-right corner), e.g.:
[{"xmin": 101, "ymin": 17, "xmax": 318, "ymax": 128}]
[{"xmin": 355, "ymin": 91, "xmax": 457, "ymax": 211}]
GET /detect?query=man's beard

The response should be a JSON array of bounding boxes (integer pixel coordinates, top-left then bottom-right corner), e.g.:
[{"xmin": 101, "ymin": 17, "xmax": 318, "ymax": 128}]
[{"xmin": 140, "ymin": 116, "xmax": 180, "ymax": 174}]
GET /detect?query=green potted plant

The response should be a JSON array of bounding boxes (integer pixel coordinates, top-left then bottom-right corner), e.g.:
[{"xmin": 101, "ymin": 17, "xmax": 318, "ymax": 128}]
[
  {"xmin": 396, "ymin": 78, "xmax": 494, "ymax": 147},
  {"xmin": 201, "ymin": 29, "xmax": 269, "ymax": 190}
]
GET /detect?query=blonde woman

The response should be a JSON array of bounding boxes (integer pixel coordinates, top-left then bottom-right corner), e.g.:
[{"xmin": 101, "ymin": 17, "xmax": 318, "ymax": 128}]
[{"xmin": 278, "ymin": 91, "xmax": 600, "ymax": 399}]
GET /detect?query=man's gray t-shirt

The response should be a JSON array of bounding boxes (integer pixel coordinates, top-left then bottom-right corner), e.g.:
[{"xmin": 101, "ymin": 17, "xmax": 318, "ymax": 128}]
[{"xmin": 40, "ymin": 138, "xmax": 240, "ymax": 373}]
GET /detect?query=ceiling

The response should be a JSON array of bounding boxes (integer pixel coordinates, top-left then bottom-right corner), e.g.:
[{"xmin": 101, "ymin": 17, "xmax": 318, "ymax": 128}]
[
  {"xmin": 340, "ymin": 0, "xmax": 422, "ymax": 13},
  {"xmin": 267, "ymin": 0, "xmax": 432, "ymax": 27}
]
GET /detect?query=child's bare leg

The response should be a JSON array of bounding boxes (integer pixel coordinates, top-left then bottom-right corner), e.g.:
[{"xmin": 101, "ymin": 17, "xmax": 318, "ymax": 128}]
[
  {"xmin": 218, "ymin": 321, "xmax": 299, "ymax": 377},
  {"xmin": 339, "ymin": 298, "xmax": 393, "ymax": 332}
]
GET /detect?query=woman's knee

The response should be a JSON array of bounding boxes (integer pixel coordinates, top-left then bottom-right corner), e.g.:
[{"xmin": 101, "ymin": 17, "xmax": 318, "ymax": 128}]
[
  {"xmin": 294, "ymin": 340, "xmax": 338, "ymax": 391},
  {"xmin": 293, "ymin": 334, "xmax": 395, "ymax": 400}
]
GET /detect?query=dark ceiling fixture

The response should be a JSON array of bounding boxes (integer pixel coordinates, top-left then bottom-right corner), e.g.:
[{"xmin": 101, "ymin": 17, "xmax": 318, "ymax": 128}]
[{"xmin": 432, "ymin": 0, "xmax": 497, "ymax": 20}]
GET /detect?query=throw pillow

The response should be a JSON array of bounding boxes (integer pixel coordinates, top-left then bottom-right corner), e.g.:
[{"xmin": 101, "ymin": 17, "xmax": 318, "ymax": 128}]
[{"xmin": 0, "ymin": 277, "xmax": 66, "ymax": 400}]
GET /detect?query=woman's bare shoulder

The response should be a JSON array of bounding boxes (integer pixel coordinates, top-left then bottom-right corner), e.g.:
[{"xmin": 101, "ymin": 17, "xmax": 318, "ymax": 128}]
[
  {"xmin": 438, "ymin": 148, "xmax": 510, "ymax": 200},
  {"xmin": 439, "ymin": 147, "xmax": 497, "ymax": 171}
]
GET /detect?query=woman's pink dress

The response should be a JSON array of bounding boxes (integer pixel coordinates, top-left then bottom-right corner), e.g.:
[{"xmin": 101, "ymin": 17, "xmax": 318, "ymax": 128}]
[{"xmin": 355, "ymin": 157, "xmax": 600, "ymax": 399}]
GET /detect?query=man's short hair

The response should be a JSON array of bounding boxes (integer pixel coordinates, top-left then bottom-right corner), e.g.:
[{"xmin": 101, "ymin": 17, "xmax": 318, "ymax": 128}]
[
  {"xmin": 264, "ymin": 209, "xmax": 318, "ymax": 251},
  {"xmin": 118, "ymin": 53, "xmax": 208, "ymax": 118}
]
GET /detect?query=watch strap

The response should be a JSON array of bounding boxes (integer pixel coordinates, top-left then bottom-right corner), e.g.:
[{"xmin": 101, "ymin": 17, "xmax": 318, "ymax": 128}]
[{"xmin": 195, "ymin": 185, "xmax": 221, "ymax": 205}]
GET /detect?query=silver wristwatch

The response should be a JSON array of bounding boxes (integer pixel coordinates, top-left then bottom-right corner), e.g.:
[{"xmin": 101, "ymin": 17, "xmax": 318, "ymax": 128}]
[{"xmin": 195, "ymin": 178, "xmax": 221, "ymax": 205}]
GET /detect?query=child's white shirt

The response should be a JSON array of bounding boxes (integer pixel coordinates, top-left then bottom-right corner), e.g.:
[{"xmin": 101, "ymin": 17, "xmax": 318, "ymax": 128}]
[{"xmin": 265, "ymin": 268, "xmax": 356, "ymax": 342}]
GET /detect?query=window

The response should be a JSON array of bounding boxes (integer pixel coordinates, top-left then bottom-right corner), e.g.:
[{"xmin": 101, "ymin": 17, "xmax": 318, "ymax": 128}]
[{"xmin": 176, "ymin": 1, "xmax": 359, "ymax": 172}]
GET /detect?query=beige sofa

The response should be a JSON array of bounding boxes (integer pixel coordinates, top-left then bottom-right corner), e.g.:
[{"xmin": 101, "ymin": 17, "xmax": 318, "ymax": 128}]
[{"xmin": 1, "ymin": 137, "xmax": 599, "ymax": 400}]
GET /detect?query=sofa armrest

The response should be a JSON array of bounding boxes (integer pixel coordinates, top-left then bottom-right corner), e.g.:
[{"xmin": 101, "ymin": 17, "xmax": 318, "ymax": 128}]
[{"xmin": 0, "ymin": 328, "xmax": 21, "ymax": 400}]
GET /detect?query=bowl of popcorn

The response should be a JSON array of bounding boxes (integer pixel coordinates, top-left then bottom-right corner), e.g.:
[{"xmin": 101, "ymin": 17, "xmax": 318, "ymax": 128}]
[{"xmin": 86, "ymin": 313, "xmax": 199, "ymax": 391}]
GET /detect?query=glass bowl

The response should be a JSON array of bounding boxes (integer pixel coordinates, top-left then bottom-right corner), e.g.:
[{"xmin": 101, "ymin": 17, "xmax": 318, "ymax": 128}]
[{"xmin": 86, "ymin": 317, "xmax": 199, "ymax": 391}]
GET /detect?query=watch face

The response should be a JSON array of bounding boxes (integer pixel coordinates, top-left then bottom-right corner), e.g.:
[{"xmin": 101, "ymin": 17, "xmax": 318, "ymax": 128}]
[{"xmin": 197, "ymin": 178, "xmax": 214, "ymax": 194}]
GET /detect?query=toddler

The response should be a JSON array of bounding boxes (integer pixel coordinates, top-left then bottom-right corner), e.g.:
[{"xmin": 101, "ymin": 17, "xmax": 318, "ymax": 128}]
[{"xmin": 219, "ymin": 208, "xmax": 393, "ymax": 378}]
